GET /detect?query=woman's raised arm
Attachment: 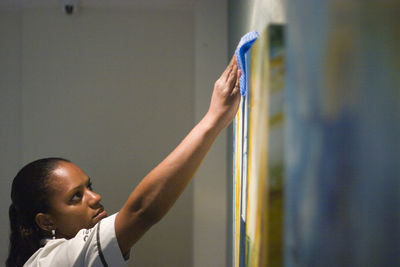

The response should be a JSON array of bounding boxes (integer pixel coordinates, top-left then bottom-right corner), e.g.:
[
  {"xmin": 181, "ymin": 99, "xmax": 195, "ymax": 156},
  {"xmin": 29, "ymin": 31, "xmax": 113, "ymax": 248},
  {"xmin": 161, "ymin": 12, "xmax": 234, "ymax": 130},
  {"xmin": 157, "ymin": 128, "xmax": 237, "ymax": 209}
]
[{"xmin": 115, "ymin": 56, "xmax": 241, "ymax": 254}]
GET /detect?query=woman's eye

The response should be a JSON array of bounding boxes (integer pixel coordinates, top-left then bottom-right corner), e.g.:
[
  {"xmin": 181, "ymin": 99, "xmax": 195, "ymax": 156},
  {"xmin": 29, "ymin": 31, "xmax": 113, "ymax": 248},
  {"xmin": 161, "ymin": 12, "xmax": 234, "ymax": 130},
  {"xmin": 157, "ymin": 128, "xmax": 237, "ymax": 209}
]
[
  {"xmin": 87, "ymin": 182, "xmax": 93, "ymax": 191},
  {"xmin": 71, "ymin": 192, "xmax": 83, "ymax": 202}
]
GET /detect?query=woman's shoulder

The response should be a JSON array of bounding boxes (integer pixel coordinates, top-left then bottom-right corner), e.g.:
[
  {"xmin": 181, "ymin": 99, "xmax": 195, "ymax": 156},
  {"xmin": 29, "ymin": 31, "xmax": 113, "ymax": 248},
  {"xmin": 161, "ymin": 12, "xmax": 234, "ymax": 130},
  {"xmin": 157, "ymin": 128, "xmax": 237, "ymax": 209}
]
[
  {"xmin": 23, "ymin": 238, "xmax": 71, "ymax": 266},
  {"xmin": 24, "ymin": 213, "xmax": 128, "ymax": 267}
]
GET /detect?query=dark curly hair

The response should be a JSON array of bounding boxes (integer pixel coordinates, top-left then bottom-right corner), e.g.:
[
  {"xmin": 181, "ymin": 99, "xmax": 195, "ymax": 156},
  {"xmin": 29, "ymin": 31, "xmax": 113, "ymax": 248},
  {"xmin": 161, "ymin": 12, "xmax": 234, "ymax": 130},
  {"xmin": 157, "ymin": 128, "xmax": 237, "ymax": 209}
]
[{"xmin": 6, "ymin": 157, "xmax": 70, "ymax": 267}]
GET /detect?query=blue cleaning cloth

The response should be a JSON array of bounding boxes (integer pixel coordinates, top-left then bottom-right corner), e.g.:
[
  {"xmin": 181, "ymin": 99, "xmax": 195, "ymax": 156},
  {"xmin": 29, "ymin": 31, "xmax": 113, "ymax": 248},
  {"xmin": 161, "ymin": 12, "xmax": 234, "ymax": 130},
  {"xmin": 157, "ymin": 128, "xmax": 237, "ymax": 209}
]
[{"xmin": 235, "ymin": 31, "xmax": 259, "ymax": 96}]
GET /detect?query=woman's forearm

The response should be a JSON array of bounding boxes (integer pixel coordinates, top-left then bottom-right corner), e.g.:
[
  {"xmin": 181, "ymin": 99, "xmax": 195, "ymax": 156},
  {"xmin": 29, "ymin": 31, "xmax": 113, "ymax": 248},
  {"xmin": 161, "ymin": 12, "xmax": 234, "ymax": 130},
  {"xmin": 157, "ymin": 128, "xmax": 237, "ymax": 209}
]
[{"xmin": 125, "ymin": 113, "xmax": 221, "ymax": 223}]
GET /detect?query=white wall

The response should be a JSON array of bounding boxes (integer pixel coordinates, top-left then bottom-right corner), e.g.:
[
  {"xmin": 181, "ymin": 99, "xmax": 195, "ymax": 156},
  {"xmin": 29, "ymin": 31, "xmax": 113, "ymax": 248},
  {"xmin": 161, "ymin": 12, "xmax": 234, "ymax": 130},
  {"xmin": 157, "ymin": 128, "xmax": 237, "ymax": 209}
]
[
  {"xmin": 0, "ymin": 8, "xmax": 22, "ymax": 265},
  {"xmin": 22, "ymin": 6, "xmax": 195, "ymax": 267},
  {"xmin": 0, "ymin": 2, "xmax": 231, "ymax": 266},
  {"xmin": 1, "ymin": 4, "xmax": 196, "ymax": 267},
  {"xmin": 194, "ymin": 1, "xmax": 228, "ymax": 267}
]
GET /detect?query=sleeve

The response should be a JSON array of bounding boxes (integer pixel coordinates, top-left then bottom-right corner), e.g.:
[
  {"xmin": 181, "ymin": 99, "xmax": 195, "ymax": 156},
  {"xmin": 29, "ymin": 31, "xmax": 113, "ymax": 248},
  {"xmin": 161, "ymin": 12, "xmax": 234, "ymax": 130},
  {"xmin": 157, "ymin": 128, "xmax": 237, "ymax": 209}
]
[
  {"xmin": 24, "ymin": 213, "xmax": 129, "ymax": 267},
  {"xmin": 92, "ymin": 213, "xmax": 129, "ymax": 266}
]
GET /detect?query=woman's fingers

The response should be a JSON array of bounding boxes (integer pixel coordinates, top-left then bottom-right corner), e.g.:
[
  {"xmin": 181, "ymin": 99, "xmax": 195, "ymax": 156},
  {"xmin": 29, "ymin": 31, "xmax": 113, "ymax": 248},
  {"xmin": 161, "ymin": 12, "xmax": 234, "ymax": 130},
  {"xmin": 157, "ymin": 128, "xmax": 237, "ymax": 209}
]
[
  {"xmin": 232, "ymin": 70, "xmax": 241, "ymax": 95},
  {"xmin": 222, "ymin": 56, "xmax": 237, "ymax": 81},
  {"xmin": 224, "ymin": 56, "xmax": 237, "ymax": 83},
  {"xmin": 227, "ymin": 61, "xmax": 239, "ymax": 91}
]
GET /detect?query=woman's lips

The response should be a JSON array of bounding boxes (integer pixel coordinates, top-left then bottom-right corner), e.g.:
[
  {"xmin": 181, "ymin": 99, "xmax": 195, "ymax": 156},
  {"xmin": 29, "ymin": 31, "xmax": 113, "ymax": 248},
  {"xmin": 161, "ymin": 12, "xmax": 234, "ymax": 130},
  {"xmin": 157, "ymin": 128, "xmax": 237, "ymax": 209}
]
[{"xmin": 93, "ymin": 209, "xmax": 107, "ymax": 222}]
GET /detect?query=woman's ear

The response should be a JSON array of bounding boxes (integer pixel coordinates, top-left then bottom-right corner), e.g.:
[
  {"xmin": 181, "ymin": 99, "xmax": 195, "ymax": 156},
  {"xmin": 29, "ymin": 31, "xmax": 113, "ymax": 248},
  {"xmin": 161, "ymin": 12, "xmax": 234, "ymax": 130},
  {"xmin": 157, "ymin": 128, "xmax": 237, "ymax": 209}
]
[{"xmin": 35, "ymin": 213, "xmax": 55, "ymax": 232}]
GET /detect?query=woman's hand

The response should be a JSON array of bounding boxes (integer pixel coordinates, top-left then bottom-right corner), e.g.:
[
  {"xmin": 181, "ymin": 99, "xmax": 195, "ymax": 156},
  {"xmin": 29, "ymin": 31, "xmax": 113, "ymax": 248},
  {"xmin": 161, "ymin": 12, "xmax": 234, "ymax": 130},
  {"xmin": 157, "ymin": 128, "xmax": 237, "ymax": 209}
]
[{"xmin": 206, "ymin": 56, "xmax": 241, "ymax": 131}]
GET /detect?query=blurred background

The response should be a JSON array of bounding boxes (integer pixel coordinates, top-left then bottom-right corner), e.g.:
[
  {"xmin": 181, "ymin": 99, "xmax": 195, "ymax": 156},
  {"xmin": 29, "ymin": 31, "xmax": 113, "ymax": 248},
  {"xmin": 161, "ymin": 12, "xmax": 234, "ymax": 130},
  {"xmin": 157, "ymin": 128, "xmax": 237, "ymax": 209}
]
[{"xmin": 4, "ymin": 0, "xmax": 398, "ymax": 266}]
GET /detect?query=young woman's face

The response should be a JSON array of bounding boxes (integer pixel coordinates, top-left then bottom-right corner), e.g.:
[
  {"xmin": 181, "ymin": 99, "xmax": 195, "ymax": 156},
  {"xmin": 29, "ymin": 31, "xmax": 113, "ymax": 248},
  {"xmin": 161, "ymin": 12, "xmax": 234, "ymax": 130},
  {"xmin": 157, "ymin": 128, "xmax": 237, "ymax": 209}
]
[{"xmin": 47, "ymin": 161, "xmax": 107, "ymax": 239}]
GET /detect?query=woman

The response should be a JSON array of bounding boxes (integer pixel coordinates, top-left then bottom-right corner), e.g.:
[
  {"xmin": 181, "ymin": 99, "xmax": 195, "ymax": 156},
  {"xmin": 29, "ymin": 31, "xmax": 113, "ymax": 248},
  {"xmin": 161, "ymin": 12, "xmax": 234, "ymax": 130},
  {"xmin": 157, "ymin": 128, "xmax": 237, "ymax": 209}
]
[{"xmin": 7, "ymin": 56, "xmax": 241, "ymax": 267}]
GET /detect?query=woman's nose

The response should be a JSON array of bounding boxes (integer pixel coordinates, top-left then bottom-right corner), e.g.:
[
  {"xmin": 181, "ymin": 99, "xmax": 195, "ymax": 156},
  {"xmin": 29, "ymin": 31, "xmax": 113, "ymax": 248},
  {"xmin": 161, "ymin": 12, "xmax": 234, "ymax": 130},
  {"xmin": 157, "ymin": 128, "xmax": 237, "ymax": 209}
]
[{"xmin": 87, "ymin": 190, "xmax": 102, "ymax": 207}]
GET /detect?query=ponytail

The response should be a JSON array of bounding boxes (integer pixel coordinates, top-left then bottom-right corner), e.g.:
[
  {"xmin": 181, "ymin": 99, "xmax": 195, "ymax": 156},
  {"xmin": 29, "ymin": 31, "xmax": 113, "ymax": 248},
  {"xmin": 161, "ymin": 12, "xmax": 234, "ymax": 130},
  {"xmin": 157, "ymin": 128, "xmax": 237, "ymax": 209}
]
[
  {"xmin": 7, "ymin": 203, "xmax": 41, "ymax": 267},
  {"xmin": 6, "ymin": 158, "xmax": 70, "ymax": 267}
]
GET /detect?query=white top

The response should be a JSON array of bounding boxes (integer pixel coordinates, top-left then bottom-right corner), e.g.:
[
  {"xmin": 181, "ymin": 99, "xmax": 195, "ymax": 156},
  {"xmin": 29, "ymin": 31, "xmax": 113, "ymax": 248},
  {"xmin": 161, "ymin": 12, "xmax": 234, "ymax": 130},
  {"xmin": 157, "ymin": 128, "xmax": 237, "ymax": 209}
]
[{"xmin": 24, "ymin": 213, "xmax": 128, "ymax": 267}]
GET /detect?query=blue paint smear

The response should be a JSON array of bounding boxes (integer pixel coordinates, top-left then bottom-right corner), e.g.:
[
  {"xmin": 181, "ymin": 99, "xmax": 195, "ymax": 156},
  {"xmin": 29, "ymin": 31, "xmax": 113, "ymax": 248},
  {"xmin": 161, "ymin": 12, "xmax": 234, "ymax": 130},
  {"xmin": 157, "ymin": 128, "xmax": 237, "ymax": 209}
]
[{"xmin": 235, "ymin": 31, "xmax": 259, "ymax": 96}]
